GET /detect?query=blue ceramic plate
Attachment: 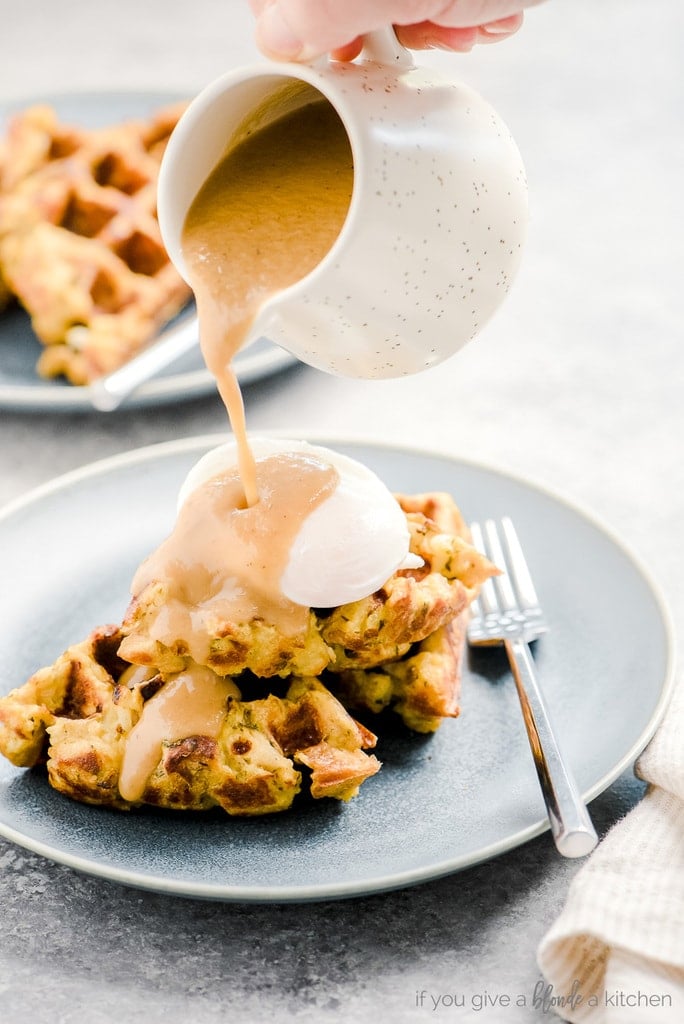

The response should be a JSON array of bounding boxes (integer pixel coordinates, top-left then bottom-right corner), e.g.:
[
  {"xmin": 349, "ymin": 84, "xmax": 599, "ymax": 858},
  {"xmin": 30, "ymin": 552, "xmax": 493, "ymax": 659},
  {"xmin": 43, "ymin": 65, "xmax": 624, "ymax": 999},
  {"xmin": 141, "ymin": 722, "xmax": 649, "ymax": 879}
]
[
  {"xmin": 0, "ymin": 93, "xmax": 297, "ymax": 411},
  {"xmin": 0, "ymin": 435, "xmax": 675, "ymax": 901}
]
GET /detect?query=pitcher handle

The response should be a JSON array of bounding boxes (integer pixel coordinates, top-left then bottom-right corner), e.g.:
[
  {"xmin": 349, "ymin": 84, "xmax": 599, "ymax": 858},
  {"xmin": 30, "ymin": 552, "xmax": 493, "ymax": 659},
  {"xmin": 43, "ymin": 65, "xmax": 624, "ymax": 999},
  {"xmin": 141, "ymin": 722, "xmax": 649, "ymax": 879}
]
[{"xmin": 358, "ymin": 27, "xmax": 414, "ymax": 69}]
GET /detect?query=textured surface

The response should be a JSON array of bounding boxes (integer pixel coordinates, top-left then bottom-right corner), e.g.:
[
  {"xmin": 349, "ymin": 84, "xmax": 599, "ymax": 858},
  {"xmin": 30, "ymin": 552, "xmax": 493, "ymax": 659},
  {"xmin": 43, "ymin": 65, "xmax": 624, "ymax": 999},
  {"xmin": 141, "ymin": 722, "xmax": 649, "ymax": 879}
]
[{"xmin": 0, "ymin": 0, "xmax": 682, "ymax": 1021}]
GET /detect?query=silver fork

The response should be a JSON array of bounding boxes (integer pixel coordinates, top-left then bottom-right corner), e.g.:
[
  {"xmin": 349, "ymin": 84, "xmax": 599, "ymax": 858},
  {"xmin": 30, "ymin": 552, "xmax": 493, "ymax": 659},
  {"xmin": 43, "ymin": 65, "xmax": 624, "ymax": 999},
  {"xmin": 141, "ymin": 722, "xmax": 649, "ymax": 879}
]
[
  {"xmin": 468, "ymin": 517, "xmax": 598, "ymax": 858},
  {"xmin": 88, "ymin": 313, "xmax": 199, "ymax": 412}
]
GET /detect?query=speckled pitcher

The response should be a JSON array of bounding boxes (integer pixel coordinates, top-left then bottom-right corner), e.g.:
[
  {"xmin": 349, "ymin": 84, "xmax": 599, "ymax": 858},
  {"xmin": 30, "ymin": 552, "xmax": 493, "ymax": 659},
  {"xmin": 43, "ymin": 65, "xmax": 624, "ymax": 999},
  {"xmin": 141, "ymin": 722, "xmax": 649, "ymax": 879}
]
[{"xmin": 157, "ymin": 30, "xmax": 528, "ymax": 379}]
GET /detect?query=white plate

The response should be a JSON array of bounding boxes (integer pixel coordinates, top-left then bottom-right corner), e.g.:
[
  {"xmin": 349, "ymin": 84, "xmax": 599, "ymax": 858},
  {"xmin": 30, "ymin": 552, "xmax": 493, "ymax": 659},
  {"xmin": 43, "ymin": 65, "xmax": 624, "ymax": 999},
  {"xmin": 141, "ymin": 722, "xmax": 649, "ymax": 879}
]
[
  {"xmin": 0, "ymin": 93, "xmax": 297, "ymax": 411},
  {"xmin": 0, "ymin": 435, "xmax": 675, "ymax": 901}
]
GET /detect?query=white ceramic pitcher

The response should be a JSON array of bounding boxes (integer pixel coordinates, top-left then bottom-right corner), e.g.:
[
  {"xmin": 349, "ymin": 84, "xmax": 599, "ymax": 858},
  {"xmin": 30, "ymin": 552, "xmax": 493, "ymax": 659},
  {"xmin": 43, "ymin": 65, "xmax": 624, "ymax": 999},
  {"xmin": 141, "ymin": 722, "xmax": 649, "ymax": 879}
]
[{"xmin": 157, "ymin": 30, "xmax": 528, "ymax": 379}]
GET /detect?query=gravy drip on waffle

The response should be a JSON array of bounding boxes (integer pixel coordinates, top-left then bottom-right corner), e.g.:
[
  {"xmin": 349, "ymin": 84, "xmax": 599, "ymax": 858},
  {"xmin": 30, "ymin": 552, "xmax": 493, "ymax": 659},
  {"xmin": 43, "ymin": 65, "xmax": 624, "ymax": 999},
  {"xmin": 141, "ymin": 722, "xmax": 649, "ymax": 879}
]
[
  {"xmin": 119, "ymin": 94, "xmax": 352, "ymax": 798},
  {"xmin": 122, "ymin": 452, "xmax": 338, "ymax": 801},
  {"xmin": 131, "ymin": 452, "xmax": 338, "ymax": 653},
  {"xmin": 119, "ymin": 667, "xmax": 241, "ymax": 802}
]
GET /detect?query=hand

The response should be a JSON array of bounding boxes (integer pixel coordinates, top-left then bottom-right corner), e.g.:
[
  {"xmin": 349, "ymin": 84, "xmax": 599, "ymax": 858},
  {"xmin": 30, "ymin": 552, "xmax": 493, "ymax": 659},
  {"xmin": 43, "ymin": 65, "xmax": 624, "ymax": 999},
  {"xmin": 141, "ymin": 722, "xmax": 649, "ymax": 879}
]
[{"xmin": 249, "ymin": 1, "xmax": 545, "ymax": 62}]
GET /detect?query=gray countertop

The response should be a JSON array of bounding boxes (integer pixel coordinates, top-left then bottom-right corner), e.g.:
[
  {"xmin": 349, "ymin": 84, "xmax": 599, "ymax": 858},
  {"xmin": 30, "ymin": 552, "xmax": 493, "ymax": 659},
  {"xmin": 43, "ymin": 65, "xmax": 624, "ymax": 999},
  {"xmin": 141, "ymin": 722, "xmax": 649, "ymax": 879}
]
[{"xmin": 0, "ymin": 1, "xmax": 681, "ymax": 1021}]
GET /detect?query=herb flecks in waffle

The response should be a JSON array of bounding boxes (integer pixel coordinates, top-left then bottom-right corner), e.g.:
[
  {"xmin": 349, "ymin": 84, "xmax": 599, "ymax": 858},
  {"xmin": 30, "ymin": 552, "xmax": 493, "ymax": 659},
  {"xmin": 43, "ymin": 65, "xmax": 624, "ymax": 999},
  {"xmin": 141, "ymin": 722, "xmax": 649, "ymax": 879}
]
[{"xmin": 0, "ymin": 492, "xmax": 497, "ymax": 815}]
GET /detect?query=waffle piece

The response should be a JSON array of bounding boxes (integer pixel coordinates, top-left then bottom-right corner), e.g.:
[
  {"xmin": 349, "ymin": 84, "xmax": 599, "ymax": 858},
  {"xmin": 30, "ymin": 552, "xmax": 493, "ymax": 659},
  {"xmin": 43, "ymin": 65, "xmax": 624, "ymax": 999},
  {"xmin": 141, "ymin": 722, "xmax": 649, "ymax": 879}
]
[
  {"xmin": 119, "ymin": 587, "xmax": 333, "ymax": 680},
  {"xmin": 0, "ymin": 103, "xmax": 192, "ymax": 383},
  {"xmin": 0, "ymin": 489, "xmax": 497, "ymax": 815},
  {"xmin": 119, "ymin": 491, "xmax": 496, "ymax": 687},
  {"xmin": 329, "ymin": 614, "xmax": 468, "ymax": 733},
  {"xmin": 0, "ymin": 627, "xmax": 380, "ymax": 815}
]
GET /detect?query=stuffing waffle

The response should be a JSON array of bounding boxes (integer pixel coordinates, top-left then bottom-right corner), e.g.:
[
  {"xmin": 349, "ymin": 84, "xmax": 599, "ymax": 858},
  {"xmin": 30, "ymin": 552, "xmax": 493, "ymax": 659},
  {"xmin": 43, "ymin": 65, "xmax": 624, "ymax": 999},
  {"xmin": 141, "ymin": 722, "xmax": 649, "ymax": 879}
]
[
  {"xmin": 120, "ymin": 492, "xmax": 492, "ymax": 684},
  {"xmin": 0, "ymin": 491, "xmax": 496, "ymax": 815},
  {"xmin": 0, "ymin": 626, "xmax": 380, "ymax": 814},
  {"xmin": 0, "ymin": 103, "xmax": 191, "ymax": 384}
]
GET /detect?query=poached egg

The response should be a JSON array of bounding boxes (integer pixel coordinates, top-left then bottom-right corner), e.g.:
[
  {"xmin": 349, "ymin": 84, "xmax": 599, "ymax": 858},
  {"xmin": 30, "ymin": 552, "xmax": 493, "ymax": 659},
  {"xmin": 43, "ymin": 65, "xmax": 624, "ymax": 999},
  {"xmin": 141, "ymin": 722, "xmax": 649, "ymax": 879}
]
[{"xmin": 177, "ymin": 438, "xmax": 422, "ymax": 608}]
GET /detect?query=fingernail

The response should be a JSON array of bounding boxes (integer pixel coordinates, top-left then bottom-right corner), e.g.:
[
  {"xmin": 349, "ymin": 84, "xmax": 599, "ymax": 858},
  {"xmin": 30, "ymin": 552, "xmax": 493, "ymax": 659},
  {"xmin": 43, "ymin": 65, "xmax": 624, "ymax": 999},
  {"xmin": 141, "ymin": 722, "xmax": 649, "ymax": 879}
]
[
  {"xmin": 482, "ymin": 16, "xmax": 521, "ymax": 36},
  {"xmin": 256, "ymin": 5, "xmax": 316, "ymax": 61}
]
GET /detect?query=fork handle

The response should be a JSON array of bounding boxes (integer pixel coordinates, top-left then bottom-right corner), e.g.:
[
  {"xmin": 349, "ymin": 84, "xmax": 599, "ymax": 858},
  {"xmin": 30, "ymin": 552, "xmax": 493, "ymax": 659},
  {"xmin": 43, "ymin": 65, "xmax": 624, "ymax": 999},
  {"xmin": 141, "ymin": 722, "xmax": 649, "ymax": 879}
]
[
  {"xmin": 88, "ymin": 315, "xmax": 199, "ymax": 412},
  {"xmin": 504, "ymin": 637, "xmax": 598, "ymax": 858}
]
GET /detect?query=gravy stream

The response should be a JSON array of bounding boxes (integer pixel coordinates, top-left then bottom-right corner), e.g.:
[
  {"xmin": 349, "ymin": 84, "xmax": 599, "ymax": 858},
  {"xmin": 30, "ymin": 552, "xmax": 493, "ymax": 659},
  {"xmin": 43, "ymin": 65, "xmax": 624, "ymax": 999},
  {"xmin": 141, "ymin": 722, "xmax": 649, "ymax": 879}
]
[
  {"xmin": 182, "ymin": 94, "xmax": 354, "ymax": 504},
  {"xmin": 120, "ymin": 96, "xmax": 353, "ymax": 800}
]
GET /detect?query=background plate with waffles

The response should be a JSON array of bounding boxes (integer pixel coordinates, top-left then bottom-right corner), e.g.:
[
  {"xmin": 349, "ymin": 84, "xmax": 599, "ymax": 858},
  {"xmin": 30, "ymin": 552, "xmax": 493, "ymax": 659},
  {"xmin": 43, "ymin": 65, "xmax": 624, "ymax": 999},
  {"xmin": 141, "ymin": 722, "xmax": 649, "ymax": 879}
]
[{"xmin": 0, "ymin": 91, "xmax": 297, "ymax": 412}]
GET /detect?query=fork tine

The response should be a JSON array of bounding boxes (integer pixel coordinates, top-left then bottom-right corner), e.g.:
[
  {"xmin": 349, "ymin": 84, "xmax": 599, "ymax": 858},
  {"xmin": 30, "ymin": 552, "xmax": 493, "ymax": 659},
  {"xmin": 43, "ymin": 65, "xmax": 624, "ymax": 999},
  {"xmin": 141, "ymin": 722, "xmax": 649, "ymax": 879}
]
[
  {"xmin": 484, "ymin": 518, "xmax": 518, "ymax": 614},
  {"xmin": 469, "ymin": 521, "xmax": 500, "ymax": 617},
  {"xmin": 469, "ymin": 518, "xmax": 547, "ymax": 643},
  {"xmin": 500, "ymin": 517, "xmax": 541, "ymax": 611}
]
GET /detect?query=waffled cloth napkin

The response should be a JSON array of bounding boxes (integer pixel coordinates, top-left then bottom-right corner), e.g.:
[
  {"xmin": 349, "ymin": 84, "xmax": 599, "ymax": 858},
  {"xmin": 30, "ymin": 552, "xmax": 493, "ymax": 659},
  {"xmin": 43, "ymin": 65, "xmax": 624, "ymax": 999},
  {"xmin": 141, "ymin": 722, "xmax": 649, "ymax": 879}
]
[{"xmin": 537, "ymin": 677, "xmax": 684, "ymax": 1022}]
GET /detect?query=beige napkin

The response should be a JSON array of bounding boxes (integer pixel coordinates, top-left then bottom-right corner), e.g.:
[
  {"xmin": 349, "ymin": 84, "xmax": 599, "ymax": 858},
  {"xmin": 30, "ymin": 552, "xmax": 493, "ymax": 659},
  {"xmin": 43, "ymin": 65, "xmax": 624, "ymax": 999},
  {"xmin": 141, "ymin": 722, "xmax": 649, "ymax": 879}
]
[{"xmin": 537, "ymin": 674, "xmax": 684, "ymax": 1023}]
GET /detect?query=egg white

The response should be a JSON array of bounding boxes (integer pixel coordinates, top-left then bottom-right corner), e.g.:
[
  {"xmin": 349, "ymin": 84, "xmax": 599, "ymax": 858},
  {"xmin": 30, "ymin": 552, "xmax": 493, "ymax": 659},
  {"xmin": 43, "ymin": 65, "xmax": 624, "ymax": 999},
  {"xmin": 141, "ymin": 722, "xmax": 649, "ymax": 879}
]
[{"xmin": 177, "ymin": 437, "xmax": 422, "ymax": 607}]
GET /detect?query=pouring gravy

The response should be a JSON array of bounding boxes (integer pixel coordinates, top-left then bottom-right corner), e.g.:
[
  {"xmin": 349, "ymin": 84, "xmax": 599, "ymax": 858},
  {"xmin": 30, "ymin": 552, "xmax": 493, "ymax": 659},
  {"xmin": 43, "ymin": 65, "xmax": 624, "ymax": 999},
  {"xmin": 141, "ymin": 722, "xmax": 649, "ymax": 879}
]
[
  {"xmin": 182, "ymin": 90, "xmax": 354, "ymax": 504},
  {"xmin": 119, "ymin": 92, "xmax": 354, "ymax": 800}
]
